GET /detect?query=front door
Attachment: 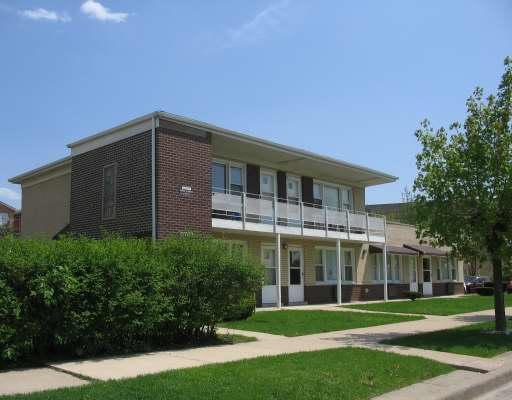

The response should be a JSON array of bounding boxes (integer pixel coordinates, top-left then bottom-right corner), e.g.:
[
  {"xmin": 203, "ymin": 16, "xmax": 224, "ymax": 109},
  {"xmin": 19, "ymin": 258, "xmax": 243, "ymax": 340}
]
[
  {"xmin": 422, "ymin": 257, "xmax": 432, "ymax": 296},
  {"xmin": 261, "ymin": 246, "xmax": 278, "ymax": 305},
  {"xmin": 409, "ymin": 256, "xmax": 418, "ymax": 292},
  {"xmin": 288, "ymin": 248, "xmax": 304, "ymax": 303}
]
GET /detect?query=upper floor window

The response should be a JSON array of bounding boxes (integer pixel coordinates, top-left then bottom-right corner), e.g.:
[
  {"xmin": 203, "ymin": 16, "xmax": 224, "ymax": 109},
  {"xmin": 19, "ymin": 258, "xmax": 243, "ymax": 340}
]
[
  {"xmin": 287, "ymin": 176, "xmax": 300, "ymax": 202},
  {"xmin": 0, "ymin": 213, "xmax": 9, "ymax": 226},
  {"xmin": 102, "ymin": 163, "xmax": 117, "ymax": 220},
  {"xmin": 313, "ymin": 182, "xmax": 353, "ymax": 210},
  {"xmin": 260, "ymin": 170, "xmax": 276, "ymax": 199},
  {"xmin": 212, "ymin": 160, "xmax": 245, "ymax": 195}
]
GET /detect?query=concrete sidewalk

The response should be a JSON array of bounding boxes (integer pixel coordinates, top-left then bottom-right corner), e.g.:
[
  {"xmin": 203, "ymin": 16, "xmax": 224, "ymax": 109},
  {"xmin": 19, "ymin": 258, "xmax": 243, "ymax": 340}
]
[{"xmin": 1, "ymin": 306, "xmax": 510, "ymax": 396}]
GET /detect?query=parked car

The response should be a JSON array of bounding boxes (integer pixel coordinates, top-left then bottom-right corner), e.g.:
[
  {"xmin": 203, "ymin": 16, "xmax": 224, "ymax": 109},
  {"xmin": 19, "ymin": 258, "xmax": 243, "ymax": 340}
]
[{"xmin": 464, "ymin": 276, "xmax": 486, "ymax": 294}]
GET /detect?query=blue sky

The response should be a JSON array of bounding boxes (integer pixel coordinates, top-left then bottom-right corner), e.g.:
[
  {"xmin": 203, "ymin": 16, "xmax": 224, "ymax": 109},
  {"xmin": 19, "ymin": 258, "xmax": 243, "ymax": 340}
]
[{"xmin": 1, "ymin": 0, "xmax": 511, "ymax": 210}]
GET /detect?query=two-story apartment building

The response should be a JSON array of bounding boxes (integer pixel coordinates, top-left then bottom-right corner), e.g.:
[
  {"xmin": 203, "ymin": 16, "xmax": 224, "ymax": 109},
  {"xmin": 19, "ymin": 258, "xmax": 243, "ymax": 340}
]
[
  {"xmin": 0, "ymin": 201, "xmax": 17, "ymax": 229},
  {"xmin": 10, "ymin": 111, "xmax": 464, "ymax": 306}
]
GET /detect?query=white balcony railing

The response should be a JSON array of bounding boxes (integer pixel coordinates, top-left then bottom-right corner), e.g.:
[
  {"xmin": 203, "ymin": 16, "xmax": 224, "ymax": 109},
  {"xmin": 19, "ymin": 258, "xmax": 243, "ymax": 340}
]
[{"xmin": 211, "ymin": 189, "xmax": 386, "ymax": 242}]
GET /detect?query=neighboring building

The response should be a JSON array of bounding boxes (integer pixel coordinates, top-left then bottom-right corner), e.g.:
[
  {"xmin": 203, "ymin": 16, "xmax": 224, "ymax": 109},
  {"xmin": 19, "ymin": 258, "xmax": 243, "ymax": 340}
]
[
  {"xmin": 10, "ymin": 111, "xmax": 464, "ymax": 305},
  {"xmin": 0, "ymin": 201, "xmax": 17, "ymax": 229}
]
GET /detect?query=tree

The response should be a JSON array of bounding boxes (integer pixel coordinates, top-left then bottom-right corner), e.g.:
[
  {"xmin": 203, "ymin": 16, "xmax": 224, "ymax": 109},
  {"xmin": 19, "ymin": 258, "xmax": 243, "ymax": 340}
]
[{"xmin": 413, "ymin": 57, "xmax": 512, "ymax": 333}]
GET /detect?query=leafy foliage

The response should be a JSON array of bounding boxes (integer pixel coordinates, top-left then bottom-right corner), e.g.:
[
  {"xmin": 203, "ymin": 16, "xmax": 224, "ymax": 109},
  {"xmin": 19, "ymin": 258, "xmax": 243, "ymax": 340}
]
[
  {"xmin": 402, "ymin": 291, "xmax": 422, "ymax": 301},
  {"xmin": 413, "ymin": 57, "xmax": 512, "ymax": 331},
  {"xmin": 0, "ymin": 234, "xmax": 262, "ymax": 363}
]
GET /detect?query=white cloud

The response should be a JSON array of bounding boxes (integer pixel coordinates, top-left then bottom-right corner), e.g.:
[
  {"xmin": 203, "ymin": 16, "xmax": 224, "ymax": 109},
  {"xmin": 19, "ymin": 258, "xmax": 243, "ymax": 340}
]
[
  {"xmin": 80, "ymin": 0, "xmax": 128, "ymax": 23},
  {"xmin": 0, "ymin": 188, "xmax": 21, "ymax": 202},
  {"xmin": 225, "ymin": 0, "xmax": 291, "ymax": 47},
  {"xmin": 19, "ymin": 8, "xmax": 71, "ymax": 22}
]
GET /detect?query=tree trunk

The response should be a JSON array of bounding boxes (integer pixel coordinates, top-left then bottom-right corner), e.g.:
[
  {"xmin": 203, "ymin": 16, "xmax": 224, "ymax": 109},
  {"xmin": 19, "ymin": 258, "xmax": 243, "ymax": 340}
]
[{"xmin": 491, "ymin": 255, "xmax": 507, "ymax": 333}]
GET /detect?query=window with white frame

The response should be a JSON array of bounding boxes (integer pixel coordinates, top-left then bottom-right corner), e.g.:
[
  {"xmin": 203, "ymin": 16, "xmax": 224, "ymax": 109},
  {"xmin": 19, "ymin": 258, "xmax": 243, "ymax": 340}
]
[
  {"xmin": 225, "ymin": 240, "xmax": 248, "ymax": 256},
  {"xmin": 212, "ymin": 160, "xmax": 245, "ymax": 195},
  {"xmin": 262, "ymin": 246, "xmax": 277, "ymax": 286},
  {"xmin": 312, "ymin": 182, "xmax": 353, "ymax": 210},
  {"xmin": 371, "ymin": 253, "xmax": 385, "ymax": 281},
  {"xmin": 408, "ymin": 256, "xmax": 418, "ymax": 282},
  {"xmin": 260, "ymin": 171, "xmax": 276, "ymax": 199},
  {"xmin": 0, "ymin": 213, "xmax": 9, "ymax": 226},
  {"xmin": 439, "ymin": 257, "xmax": 450, "ymax": 280},
  {"xmin": 286, "ymin": 175, "xmax": 301, "ymax": 203},
  {"xmin": 314, "ymin": 248, "xmax": 354, "ymax": 283},
  {"xmin": 387, "ymin": 254, "xmax": 401, "ymax": 282}
]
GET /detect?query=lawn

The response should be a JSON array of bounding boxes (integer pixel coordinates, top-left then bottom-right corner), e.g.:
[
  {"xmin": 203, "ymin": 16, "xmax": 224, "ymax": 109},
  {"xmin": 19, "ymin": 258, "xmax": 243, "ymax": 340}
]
[
  {"xmin": 4, "ymin": 348, "xmax": 454, "ymax": 400},
  {"xmin": 220, "ymin": 310, "xmax": 423, "ymax": 336},
  {"xmin": 382, "ymin": 320, "xmax": 512, "ymax": 358},
  {"xmin": 344, "ymin": 294, "xmax": 512, "ymax": 316}
]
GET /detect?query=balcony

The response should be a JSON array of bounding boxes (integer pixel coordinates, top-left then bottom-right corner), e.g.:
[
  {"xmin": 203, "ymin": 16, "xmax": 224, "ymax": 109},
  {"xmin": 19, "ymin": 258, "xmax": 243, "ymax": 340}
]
[{"xmin": 212, "ymin": 190, "xmax": 386, "ymax": 242}]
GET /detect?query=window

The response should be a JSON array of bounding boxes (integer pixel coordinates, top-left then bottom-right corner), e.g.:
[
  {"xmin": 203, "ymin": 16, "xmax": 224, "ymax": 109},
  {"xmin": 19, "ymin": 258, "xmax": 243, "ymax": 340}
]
[
  {"xmin": 102, "ymin": 164, "xmax": 117, "ymax": 220},
  {"xmin": 260, "ymin": 172, "xmax": 275, "ymax": 198},
  {"xmin": 408, "ymin": 256, "xmax": 417, "ymax": 282},
  {"xmin": 450, "ymin": 258, "xmax": 458, "ymax": 280},
  {"xmin": 440, "ymin": 257, "xmax": 450, "ymax": 280},
  {"xmin": 286, "ymin": 176, "xmax": 300, "ymax": 202},
  {"xmin": 386, "ymin": 254, "xmax": 401, "ymax": 282},
  {"xmin": 313, "ymin": 183, "xmax": 323, "ymax": 206},
  {"xmin": 226, "ymin": 240, "xmax": 247, "ymax": 256},
  {"xmin": 312, "ymin": 182, "xmax": 354, "ymax": 210},
  {"xmin": 344, "ymin": 250, "xmax": 354, "ymax": 282},
  {"xmin": 371, "ymin": 253, "xmax": 385, "ymax": 281},
  {"xmin": 212, "ymin": 162, "xmax": 226, "ymax": 193},
  {"xmin": 0, "ymin": 213, "xmax": 8, "ymax": 226},
  {"xmin": 262, "ymin": 247, "xmax": 277, "ymax": 285},
  {"xmin": 230, "ymin": 165, "xmax": 244, "ymax": 194},
  {"xmin": 212, "ymin": 160, "xmax": 244, "ymax": 195},
  {"xmin": 314, "ymin": 248, "xmax": 354, "ymax": 283}
]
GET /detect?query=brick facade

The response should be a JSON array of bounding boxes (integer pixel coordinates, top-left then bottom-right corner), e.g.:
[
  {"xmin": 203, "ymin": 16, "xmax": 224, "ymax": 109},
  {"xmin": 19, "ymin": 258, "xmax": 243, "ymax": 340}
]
[
  {"xmin": 70, "ymin": 132, "xmax": 152, "ymax": 238},
  {"xmin": 155, "ymin": 120, "xmax": 212, "ymax": 238}
]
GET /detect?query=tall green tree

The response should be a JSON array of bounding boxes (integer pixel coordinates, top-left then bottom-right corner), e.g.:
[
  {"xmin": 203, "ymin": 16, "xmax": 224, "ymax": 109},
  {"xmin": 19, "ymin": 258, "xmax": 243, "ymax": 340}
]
[{"xmin": 414, "ymin": 57, "xmax": 512, "ymax": 333}]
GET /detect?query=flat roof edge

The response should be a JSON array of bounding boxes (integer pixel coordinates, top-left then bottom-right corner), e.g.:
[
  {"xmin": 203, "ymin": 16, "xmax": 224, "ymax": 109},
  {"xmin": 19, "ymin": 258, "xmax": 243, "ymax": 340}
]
[{"xmin": 9, "ymin": 156, "xmax": 72, "ymax": 184}]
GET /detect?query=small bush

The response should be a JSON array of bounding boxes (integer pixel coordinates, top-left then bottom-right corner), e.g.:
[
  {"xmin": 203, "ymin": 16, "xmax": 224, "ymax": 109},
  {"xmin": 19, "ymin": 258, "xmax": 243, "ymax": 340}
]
[
  {"xmin": 0, "ymin": 234, "xmax": 263, "ymax": 364},
  {"xmin": 475, "ymin": 287, "xmax": 494, "ymax": 296},
  {"xmin": 403, "ymin": 291, "xmax": 422, "ymax": 301}
]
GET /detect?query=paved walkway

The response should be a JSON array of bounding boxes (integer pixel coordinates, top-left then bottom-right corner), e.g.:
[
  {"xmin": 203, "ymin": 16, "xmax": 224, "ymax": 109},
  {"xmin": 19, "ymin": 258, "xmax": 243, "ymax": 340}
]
[{"xmin": 1, "ymin": 305, "xmax": 511, "ymax": 396}]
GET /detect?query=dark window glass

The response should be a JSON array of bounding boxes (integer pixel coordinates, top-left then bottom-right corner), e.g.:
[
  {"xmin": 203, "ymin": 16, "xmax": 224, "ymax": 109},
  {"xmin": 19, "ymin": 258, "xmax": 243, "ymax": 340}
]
[
  {"xmin": 290, "ymin": 268, "xmax": 301, "ymax": 285},
  {"xmin": 230, "ymin": 166, "xmax": 243, "ymax": 194},
  {"xmin": 102, "ymin": 164, "xmax": 117, "ymax": 220},
  {"xmin": 213, "ymin": 163, "xmax": 226, "ymax": 193}
]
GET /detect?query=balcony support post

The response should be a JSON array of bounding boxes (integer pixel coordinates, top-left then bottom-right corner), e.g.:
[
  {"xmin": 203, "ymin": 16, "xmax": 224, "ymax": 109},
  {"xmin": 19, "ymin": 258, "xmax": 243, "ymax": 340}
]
[
  {"xmin": 300, "ymin": 202, "xmax": 304, "ymax": 236},
  {"xmin": 276, "ymin": 233, "xmax": 282, "ymax": 308},
  {"xmin": 336, "ymin": 239, "xmax": 342, "ymax": 305},
  {"xmin": 242, "ymin": 193, "xmax": 246, "ymax": 230},
  {"xmin": 365, "ymin": 213, "xmax": 370, "ymax": 241},
  {"xmin": 324, "ymin": 206, "xmax": 328, "ymax": 237},
  {"xmin": 383, "ymin": 217, "xmax": 389, "ymax": 302},
  {"xmin": 273, "ymin": 197, "xmax": 277, "ymax": 233},
  {"xmin": 346, "ymin": 210, "xmax": 351, "ymax": 240}
]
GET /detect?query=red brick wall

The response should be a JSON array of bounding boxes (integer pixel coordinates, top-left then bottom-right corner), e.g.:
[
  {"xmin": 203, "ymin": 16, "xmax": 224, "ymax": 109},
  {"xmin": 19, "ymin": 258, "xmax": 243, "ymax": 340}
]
[
  {"xmin": 70, "ymin": 132, "xmax": 152, "ymax": 238},
  {"xmin": 155, "ymin": 121, "xmax": 212, "ymax": 238}
]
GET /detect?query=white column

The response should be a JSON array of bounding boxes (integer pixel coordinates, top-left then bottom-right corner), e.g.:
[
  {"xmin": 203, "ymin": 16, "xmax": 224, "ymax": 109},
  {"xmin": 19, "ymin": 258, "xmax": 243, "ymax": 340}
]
[
  {"xmin": 383, "ymin": 217, "xmax": 389, "ymax": 302},
  {"xmin": 336, "ymin": 239, "xmax": 342, "ymax": 305},
  {"xmin": 276, "ymin": 233, "xmax": 282, "ymax": 308}
]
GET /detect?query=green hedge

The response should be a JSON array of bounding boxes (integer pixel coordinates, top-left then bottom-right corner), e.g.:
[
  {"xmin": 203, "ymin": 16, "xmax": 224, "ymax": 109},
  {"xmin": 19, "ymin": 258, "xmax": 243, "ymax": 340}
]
[{"xmin": 0, "ymin": 234, "xmax": 262, "ymax": 363}]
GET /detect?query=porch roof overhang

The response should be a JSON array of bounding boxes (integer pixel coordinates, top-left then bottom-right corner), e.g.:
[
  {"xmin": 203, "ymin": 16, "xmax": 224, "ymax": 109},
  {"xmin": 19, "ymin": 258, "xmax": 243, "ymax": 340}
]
[
  {"xmin": 369, "ymin": 244, "xmax": 418, "ymax": 255},
  {"xmin": 403, "ymin": 244, "xmax": 449, "ymax": 256}
]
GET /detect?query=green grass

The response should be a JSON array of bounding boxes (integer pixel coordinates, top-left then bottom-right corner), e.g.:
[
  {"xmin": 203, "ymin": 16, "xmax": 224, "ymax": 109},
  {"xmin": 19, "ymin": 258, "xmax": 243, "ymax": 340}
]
[
  {"xmin": 4, "ymin": 348, "xmax": 454, "ymax": 400},
  {"xmin": 344, "ymin": 294, "xmax": 512, "ymax": 316},
  {"xmin": 382, "ymin": 320, "xmax": 512, "ymax": 358},
  {"xmin": 219, "ymin": 310, "xmax": 423, "ymax": 336}
]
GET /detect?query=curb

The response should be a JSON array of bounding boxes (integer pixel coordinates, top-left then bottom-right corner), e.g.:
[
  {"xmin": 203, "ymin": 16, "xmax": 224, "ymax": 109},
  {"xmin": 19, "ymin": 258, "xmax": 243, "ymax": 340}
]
[{"xmin": 448, "ymin": 366, "xmax": 512, "ymax": 400}]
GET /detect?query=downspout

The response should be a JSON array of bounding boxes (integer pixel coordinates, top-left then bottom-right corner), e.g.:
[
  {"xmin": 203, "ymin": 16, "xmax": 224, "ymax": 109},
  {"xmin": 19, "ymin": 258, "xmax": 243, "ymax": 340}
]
[{"xmin": 151, "ymin": 114, "xmax": 157, "ymax": 243}]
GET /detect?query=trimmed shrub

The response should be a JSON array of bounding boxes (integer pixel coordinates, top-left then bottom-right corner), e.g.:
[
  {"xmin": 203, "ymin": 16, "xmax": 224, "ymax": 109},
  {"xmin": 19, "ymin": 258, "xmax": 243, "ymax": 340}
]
[
  {"xmin": 475, "ymin": 287, "xmax": 494, "ymax": 296},
  {"xmin": 403, "ymin": 291, "xmax": 422, "ymax": 301},
  {"xmin": 0, "ymin": 234, "xmax": 262, "ymax": 363}
]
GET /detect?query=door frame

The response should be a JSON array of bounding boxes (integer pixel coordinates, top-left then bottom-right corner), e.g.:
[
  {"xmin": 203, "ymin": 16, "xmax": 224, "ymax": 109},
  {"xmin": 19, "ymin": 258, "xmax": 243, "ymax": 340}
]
[
  {"xmin": 288, "ymin": 246, "xmax": 304, "ymax": 303},
  {"xmin": 409, "ymin": 255, "xmax": 418, "ymax": 292},
  {"xmin": 422, "ymin": 256, "xmax": 433, "ymax": 296}
]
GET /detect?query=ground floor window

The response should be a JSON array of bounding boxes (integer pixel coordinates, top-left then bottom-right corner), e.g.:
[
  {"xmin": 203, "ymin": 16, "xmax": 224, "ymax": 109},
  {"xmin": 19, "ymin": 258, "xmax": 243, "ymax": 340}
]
[
  {"xmin": 387, "ymin": 254, "xmax": 401, "ymax": 282},
  {"xmin": 315, "ymin": 247, "xmax": 354, "ymax": 283},
  {"xmin": 225, "ymin": 240, "xmax": 248, "ymax": 256},
  {"xmin": 408, "ymin": 256, "xmax": 417, "ymax": 282},
  {"xmin": 449, "ymin": 258, "xmax": 458, "ymax": 281},
  {"xmin": 371, "ymin": 253, "xmax": 401, "ymax": 282}
]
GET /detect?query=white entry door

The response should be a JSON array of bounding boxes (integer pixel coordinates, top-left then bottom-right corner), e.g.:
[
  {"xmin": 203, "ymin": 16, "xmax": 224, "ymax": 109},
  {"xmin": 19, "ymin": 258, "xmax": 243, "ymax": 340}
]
[
  {"xmin": 422, "ymin": 257, "xmax": 433, "ymax": 296},
  {"xmin": 288, "ymin": 248, "xmax": 304, "ymax": 303},
  {"xmin": 261, "ymin": 246, "xmax": 278, "ymax": 305},
  {"xmin": 409, "ymin": 256, "xmax": 418, "ymax": 292}
]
